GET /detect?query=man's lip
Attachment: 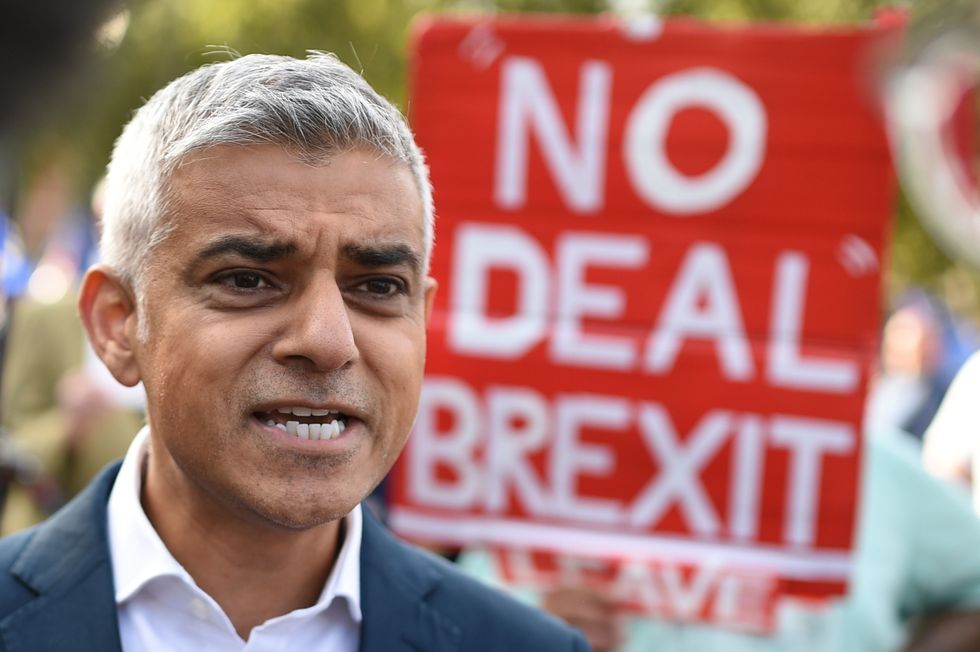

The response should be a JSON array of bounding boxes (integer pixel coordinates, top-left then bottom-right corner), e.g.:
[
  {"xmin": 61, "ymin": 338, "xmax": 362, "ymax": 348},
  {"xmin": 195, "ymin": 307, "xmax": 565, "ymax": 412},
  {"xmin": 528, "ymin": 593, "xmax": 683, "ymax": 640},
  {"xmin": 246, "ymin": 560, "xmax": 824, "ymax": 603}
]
[
  {"xmin": 250, "ymin": 400, "xmax": 366, "ymax": 422},
  {"xmin": 250, "ymin": 413, "xmax": 359, "ymax": 445}
]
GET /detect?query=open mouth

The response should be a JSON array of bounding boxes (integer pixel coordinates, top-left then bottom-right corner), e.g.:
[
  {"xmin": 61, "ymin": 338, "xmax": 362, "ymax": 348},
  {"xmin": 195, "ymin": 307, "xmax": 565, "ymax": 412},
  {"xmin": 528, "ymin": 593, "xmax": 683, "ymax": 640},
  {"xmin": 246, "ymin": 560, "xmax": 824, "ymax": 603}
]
[{"xmin": 254, "ymin": 407, "xmax": 350, "ymax": 441}]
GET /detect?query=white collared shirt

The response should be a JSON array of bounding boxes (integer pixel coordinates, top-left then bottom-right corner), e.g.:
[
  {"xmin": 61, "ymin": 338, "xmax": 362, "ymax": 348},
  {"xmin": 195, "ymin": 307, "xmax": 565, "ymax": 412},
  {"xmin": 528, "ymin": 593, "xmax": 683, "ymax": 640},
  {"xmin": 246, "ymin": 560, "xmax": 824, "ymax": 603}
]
[{"xmin": 107, "ymin": 427, "xmax": 362, "ymax": 651}]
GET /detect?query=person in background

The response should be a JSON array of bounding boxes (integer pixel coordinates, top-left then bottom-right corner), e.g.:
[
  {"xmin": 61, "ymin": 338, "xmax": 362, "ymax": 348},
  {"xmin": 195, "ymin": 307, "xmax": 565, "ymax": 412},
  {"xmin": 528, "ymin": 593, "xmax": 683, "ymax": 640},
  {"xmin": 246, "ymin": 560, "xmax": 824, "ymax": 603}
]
[
  {"xmin": 923, "ymin": 348, "xmax": 980, "ymax": 508},
  {"xmin": 866, "ymin": 291, "xmax": 976, "ymax": 441},
  {"xmin": 0, "ymin": 174, "xmax": 144, "ymax": 533}
]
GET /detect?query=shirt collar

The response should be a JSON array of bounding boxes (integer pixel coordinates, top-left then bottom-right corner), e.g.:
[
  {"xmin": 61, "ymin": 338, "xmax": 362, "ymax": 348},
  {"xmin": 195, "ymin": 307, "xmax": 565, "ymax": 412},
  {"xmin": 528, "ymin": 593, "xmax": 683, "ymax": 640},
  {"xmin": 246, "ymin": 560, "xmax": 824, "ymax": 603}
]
[{"xmin": 107, "ymin": 426, "xmax": 363, "ymax": 623}]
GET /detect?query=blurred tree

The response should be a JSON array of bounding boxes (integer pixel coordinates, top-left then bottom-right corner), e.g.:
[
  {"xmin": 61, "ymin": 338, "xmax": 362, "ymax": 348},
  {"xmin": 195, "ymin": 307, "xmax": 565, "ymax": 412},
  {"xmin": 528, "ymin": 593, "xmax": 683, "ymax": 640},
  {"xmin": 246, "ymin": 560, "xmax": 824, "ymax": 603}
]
[{"xmin": 16, "ymin": 0, "xmax": 973, "ymax": 315}]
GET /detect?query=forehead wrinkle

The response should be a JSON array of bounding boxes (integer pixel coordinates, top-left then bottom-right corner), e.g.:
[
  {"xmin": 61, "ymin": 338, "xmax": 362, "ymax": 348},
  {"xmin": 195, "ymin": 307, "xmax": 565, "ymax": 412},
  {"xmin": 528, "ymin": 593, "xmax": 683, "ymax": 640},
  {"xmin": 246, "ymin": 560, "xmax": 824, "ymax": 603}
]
[{"xmin": 164, "ymin": 147, "xmax": 426, "ymax": 275}]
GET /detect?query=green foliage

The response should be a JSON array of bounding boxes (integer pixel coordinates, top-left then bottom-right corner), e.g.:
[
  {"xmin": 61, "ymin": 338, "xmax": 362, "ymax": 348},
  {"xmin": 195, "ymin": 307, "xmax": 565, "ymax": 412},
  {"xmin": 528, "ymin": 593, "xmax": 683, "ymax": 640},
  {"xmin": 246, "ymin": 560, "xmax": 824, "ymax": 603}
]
[
  {"xmin": 62, "ymin": 0, "xmax": 429, "ymax": 188},
  {"xmin": 890, "ymin": 193, "xmax": 950, "ymax": 288}
]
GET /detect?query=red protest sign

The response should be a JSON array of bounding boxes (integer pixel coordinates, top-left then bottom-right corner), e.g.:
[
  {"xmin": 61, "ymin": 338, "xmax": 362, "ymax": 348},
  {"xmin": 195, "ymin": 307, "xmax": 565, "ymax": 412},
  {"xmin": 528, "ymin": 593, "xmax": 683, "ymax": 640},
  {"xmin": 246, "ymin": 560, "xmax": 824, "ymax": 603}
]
[{"xmin": 389, "ymin": 15, "xmax": 896, "ymax": 630}]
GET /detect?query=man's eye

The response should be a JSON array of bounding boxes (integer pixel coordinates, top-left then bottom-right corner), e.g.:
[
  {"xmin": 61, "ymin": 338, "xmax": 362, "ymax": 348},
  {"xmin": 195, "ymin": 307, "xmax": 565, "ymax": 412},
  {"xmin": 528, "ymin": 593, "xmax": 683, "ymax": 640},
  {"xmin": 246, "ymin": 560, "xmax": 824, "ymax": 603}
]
[
  {"xmin": 361, "ymin": 278, "xmax": 404, "ymax": 296},
  {"xmin": 216, "ymin": 271, "xmax": 270, "ymax": 290}
]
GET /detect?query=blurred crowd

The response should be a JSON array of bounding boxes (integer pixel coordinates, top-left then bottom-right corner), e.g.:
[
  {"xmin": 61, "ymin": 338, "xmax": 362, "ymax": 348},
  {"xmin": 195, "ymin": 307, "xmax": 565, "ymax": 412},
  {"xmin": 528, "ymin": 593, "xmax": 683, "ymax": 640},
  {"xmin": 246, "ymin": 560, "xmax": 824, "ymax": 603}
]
[{"xmin": 0, "ymin": 156, "xmax": 144, "ymax": 533}]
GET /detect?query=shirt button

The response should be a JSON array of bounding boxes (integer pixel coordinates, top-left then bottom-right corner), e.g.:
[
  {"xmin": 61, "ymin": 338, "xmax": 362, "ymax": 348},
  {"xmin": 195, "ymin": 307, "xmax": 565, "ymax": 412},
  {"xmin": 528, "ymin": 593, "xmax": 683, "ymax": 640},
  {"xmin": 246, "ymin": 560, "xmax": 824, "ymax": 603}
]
[{"xmin": 190, "ymin": 597, "xmax": 210, "ymax": 620}]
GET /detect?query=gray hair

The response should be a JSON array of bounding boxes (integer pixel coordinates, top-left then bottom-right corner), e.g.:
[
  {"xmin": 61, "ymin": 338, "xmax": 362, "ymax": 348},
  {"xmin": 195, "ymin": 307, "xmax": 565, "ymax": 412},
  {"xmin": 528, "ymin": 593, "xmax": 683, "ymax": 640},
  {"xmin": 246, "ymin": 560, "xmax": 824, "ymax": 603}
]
[{"xmin": 100, "ymin": 51, "xmax": 434, "ymax": 294}]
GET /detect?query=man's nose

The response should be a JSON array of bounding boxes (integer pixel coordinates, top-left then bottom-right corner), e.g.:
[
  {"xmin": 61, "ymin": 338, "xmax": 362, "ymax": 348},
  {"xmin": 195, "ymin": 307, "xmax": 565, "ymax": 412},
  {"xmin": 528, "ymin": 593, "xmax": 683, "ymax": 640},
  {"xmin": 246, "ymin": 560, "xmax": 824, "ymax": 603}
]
[{"xmin": 272, "ymin": 279, "xmax": 358, "ymax": 371}]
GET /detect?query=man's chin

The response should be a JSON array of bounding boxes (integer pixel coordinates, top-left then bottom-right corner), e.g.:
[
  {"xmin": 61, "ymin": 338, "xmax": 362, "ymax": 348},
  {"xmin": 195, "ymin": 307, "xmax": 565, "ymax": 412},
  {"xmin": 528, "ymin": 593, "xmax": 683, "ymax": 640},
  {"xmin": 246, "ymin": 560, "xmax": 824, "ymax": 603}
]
[
  {"xmin": 232, "ymin": 490, "xmax": 358, "ymax": 532},
  {"xmin": 270, "ymin": 508, "xmax": 353, "ymax": 531}
]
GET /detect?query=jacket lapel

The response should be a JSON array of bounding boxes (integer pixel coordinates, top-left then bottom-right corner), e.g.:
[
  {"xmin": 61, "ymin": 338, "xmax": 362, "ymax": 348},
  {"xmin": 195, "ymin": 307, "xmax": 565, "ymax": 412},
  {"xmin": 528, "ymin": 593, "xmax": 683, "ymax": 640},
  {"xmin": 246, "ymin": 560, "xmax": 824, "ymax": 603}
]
[
  {"xmin": 0, "ymin": 469, "xmax": 461, "ymax": 652},
  {"xmin": 358, "ymin": 509, "xmax": 460, "ymax": 652},
  {"xmin": 0, "ymin": 463, "xmax": 122, "ymax": 652}
]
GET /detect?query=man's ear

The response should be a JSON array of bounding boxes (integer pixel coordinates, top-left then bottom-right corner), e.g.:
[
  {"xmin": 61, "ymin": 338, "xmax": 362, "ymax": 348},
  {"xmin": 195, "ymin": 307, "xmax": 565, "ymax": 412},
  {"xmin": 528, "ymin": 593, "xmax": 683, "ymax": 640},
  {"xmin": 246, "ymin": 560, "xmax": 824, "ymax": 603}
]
[
  {"xmin": 423, "ymin": 276, "xmax": 438, "ymax": 324},
  {"xmin": 78, "ymin": 265, "xmax": 141, "ymax": 387}
]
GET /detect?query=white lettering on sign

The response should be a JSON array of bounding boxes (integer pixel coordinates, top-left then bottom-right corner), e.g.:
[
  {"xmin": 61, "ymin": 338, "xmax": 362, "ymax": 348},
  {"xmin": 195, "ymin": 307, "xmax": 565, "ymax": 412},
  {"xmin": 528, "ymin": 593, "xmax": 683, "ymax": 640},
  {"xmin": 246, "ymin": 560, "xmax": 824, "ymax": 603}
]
[
  {"xmin": 409, "ymin": 377, "xmax": 482, "ymax": 508},
  {"xmin": 495, "ymin": 56, "xmax": 612, "ymax": 213},
  {"xmin": 484, "ymin": 385, "xmax": 552, "ymax": 516},
  {"xmin": 411, "ymin": 379, "xmax": 855, "ymax": 547},
  {"xmin": 770, "ymin": 416, "xmax": 854, "ymax": 547},
  {"xmin": 551, "ymin": 394, "xmax": 628, "ymax": 525},
  {"xmin": 551, "ymin": 232, "xmax": 648, "ymax": 370},
  {"xmin": 659, "ymin": 561, "xmax": 723, "ymax": 619},
  {"xmin": 498, "ymin": 548, "xmax": 777, "ymax": 630},
  {"xmin": 767, "ymin": 252, "xmax": 859, "ymax": 393},
  {"xmin": 448, "ymin": 223, "xmax": 548, "ymax": 358},
  {"xmin": 494, "ymin": 57, "xmax": 767, "ymax": 215},
  {"xmin": 448, "ymin": 222, "xmax": 856, "ymax": 393},
  {"xmin": 623, "ymin": 68, "xmax": 767, "ymax": 214},
  {"xmin": 644, "ymin": 243, "xmax": 754, "ymax": 381},
  {"xmin": 713, "ymin": 570, "xmax": 776, "ymax": 629},
  {"xmin": 729, "ymin": 415, "xmax": 765, "ymax": 541},
  {"xmin": 630, "ymin": 405, "xmax": 732, "ymax": 534},
  {"xmin": 609, "ymin": 559, "xmax": 666, "ymax": 614}
]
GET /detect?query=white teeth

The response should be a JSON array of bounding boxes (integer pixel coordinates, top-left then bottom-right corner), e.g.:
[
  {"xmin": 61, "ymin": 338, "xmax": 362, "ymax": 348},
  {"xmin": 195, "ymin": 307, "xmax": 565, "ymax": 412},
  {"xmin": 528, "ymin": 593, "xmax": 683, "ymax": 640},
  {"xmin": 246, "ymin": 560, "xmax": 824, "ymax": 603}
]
[
  {"xmin": 263, "ymin": 409, "xmax": 347, "ymax": 440},
  {"xmin": 275, "ymin": 406, "xmax": 339, "ymax": 417}
]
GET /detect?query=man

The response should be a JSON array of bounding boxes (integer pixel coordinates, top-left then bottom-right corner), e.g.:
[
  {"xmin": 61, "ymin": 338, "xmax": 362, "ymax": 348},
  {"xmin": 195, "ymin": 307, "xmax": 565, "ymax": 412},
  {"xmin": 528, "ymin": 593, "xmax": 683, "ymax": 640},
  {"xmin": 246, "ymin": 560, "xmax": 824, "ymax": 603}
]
[
  {"xmin": 0, "ymin": 53, "xmax": 589, "ymax": 651},
  {"xmin": 924, "ymin": 349, "xmax": 980, "ymax": 507}
]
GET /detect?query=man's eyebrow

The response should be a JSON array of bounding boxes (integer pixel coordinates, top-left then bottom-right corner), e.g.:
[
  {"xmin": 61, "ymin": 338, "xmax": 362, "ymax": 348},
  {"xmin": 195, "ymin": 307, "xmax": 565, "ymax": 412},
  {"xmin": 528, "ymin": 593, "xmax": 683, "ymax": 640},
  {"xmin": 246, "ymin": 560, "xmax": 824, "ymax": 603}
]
[
  {"xmin": 343, "ymin": 243, "xmax": 421, "ymax": 272},
  {"xmin": 195, "ymin": 236, "xmax": 298, "ymax": 263}
]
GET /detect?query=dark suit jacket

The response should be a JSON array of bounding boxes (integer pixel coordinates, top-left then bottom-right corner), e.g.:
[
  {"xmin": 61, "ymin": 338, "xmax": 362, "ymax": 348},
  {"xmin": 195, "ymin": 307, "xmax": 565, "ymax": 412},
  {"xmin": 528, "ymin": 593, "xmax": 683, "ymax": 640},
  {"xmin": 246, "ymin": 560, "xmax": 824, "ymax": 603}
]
[{"xmin": 0, "ymin": 463, "xmax": 590, "ymax": 651}]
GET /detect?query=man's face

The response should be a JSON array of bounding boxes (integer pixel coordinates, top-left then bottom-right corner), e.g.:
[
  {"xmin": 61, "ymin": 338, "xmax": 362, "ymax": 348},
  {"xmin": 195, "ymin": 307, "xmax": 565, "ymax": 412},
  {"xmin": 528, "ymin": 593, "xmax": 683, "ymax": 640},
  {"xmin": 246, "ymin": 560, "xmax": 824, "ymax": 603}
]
[{"xmin": 135, "ymin": 144, "xmax": 435, "ymax": 529}]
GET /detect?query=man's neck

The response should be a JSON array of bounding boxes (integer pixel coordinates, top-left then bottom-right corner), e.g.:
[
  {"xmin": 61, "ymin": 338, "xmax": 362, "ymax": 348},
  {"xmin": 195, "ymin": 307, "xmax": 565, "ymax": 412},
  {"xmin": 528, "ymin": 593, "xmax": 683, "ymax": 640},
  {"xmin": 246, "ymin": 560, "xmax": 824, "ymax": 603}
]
[{"xmin": 140, "ymin": 452, "xmax": 344, "ymax": 640}]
